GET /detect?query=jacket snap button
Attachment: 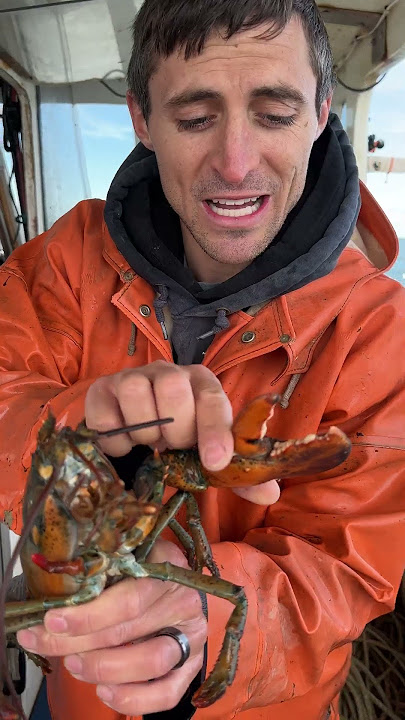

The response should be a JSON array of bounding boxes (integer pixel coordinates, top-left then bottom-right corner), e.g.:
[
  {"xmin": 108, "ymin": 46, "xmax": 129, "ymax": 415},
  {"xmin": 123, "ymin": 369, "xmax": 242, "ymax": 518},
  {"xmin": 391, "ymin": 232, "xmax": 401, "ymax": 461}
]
[
  {"xmin": 139, "ymin": 305, "xmax": 151, "ymax": 317},
  {"xmin": 241, "ymin": 331, "xmax": 256, "ymax": 344},
  {"xmin": 122, "ymin": 270, "xmax": 134, "ymax": 282},
  {"xmin": 280, "ymin": 333, "xmax": 291, "ymax": 343}
]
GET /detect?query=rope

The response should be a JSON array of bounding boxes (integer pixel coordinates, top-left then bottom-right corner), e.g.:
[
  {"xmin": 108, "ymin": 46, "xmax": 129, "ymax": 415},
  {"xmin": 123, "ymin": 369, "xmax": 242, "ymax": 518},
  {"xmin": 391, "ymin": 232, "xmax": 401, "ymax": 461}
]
[{"xmin": 340, "ymin": 575, "xmax": 405, "ymax": 719}]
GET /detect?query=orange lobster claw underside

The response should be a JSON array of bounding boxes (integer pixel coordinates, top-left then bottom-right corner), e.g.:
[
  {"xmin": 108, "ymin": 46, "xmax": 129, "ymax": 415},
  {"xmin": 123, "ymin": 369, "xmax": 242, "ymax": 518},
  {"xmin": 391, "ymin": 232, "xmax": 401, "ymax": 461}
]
[
  {"xmin": 232, "ymin": 394, "xmax": 280, "ymax": 456},
  {"xmin": 207, "ymin": 395, "xmax": 351, "ymax": 488}
]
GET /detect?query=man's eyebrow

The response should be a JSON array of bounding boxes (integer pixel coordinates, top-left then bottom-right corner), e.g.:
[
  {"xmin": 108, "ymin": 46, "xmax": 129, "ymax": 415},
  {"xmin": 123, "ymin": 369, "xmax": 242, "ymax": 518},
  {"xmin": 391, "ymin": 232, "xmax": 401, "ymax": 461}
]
[
  {"xmin": 164, "ymin": 84, "xmax": 307, "ymax": 110},
  {"xmin": 164, "ymin": 89, "xmax": 222, "ymax": 110},
  {"xmin": 251, "ymin": 85, "xmax": 307, "ymax": 106}
]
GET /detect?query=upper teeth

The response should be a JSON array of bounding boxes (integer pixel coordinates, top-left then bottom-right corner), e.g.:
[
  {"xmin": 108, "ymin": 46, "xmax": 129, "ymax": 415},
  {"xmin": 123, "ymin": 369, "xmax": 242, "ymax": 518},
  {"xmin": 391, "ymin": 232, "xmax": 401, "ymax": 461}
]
[{"xmin": 211, "ymin": 197, "xmax": 259, "ymax": 205}]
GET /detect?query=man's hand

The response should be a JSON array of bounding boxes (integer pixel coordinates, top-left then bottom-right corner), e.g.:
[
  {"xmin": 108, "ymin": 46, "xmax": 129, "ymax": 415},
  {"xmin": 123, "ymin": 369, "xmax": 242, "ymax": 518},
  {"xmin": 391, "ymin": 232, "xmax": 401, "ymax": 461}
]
[
  {"xmin": 18, "ymin": 541, "xmax": 207, "ymax": 715},
  {"xmin": 85, "ymin": 361, "xmax": 280, "ymax": 504},
  {"xmin": 85, "ymin": 361, "xmax": 233, "ymax": 469}
]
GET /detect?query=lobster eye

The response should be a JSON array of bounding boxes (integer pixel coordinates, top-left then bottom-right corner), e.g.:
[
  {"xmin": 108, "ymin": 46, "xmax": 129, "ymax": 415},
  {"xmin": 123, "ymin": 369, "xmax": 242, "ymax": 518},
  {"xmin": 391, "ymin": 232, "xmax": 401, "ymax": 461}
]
[{"xmin": 38, "ymin": 463, "xmax": 53, "ymax": 480}]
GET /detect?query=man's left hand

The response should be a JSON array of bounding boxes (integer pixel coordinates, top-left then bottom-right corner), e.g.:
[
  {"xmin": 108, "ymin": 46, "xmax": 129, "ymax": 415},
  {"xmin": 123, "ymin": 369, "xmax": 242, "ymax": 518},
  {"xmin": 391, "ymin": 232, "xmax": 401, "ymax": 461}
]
[{"xmin": 17, "ymin": 540, "xmax": 207, "ymax": 716}]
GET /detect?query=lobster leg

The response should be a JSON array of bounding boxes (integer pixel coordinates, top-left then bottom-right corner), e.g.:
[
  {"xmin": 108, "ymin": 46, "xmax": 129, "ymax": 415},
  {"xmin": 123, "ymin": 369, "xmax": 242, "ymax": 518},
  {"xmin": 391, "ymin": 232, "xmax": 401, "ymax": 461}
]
[
  {"xmin": 113, "ymin": 554, "xmax": 247, "ymax": 708},
  {"xmin": 183, "ymin": 493, "xmax": 219, "ymax": 577},
  {"xmin": 5, "ymin": 574, "xmax": 106, "ymax": 635},
  {"xmin": 135, "ymin": 491, "xmax": 219, "ymax": 578},
  {"xmin": 167, "ymin": 518, "xmax": 196, "ymax": 569},
  {"xmin": 135, "ymin": 491, "xmax": 188, "ymax": 562},
  {"xmin": 5, "ymin": 606, "xmax": 48, "ymax": 635}
]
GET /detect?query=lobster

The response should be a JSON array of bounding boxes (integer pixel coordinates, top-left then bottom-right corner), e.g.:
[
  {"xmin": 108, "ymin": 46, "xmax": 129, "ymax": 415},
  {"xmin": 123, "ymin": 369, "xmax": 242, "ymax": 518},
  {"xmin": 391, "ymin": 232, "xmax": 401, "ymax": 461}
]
[{"xmin": 1, "ymin": 394, "xmax": 351, "ymax": 719}]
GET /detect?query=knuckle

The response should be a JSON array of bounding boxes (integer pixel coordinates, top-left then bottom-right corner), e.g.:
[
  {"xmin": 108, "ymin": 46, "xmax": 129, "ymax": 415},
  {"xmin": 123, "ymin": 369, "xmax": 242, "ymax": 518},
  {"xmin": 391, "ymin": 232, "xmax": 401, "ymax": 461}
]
[
  {"xmin": 148, "ymin": 539, "xmax": 188, "ymax": 568},
  {"xmin": 157, "ymin": 378, "xmax": 191, "ymax": 405},
  {"xmin": 116, "ymin": 371, "xmax": 150, "ymax": 400},
  {"xmin": 106, "ymin": 620, "xmax": 132, "ymax": 648},
  {"xmin": 165, "ymin": 679, "xmax": 187, "ymax": 709},
  {"xmin": 154, "ymin": 643, "xmax": 176, "ymax": 676},
  {"xmin": 190, "ymin": 364, "xmax": 216, "ymax": 380},
  {"xmin": 193, "ymin": 615, "xmax": 208, "ymax": 648},
  {"xmin": 109, "ymin": 687, "xmax": 137, "ymax": 715},
  {"xmin": 130, "ymin": 426, "xmax": 161, "ymax": 446},
  {"xmin": 43, "ymin": 633, "xmax": 64, "ymax": 656},
  {"xmin": 112, "ymin": 578, "xmax": 140, "ymax": 622},
  {"xmin": 87, "ymin": 654, "xmax": 106, "ymax": 683},
  {"xmin": 87, "ymin": 376, "xmax": 104, "ymax": 398},
  {"xmin": 197, "ymin": 386, "xmax": 227, "ymax": 409},
  {"xmin": 98, "ymin": 434, "xmax": 133, "ymax": 457},
  {"xmin": 151, "ymin": 359, "xmax": 172, "ymax": 371},
  {"xmin": 167, "ymin": 545, "xmax": 190, "ymax": 568},
  {"xmin": 79, "ymin": 605, "xmax": 106, "ymax": 636}
]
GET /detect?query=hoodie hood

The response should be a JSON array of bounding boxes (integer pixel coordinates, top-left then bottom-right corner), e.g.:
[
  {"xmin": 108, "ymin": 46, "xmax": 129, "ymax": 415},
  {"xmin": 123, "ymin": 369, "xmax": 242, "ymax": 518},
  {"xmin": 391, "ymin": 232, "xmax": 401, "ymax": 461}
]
[{"xmin": 104, "ymin": 114, "xmax": 360, "ymax": 363}]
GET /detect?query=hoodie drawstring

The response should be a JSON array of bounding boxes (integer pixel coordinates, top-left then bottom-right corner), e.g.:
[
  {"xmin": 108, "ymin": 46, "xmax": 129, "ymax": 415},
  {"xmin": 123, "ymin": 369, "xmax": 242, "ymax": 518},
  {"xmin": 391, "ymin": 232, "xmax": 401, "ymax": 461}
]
[
  {"xmin": 197, "ymin": 308, "xmax": 230, "ymax": 341},
  {"xmin": 127, "ymin": 322, "xmax": 137, "ymax": 356},
  {"xmin": 153, "ymin": 285, "xmax": 169, "ymax": 340},
  {"xmin": 280, "ymin": 373, "xmax": 301, "ymax": 409}
]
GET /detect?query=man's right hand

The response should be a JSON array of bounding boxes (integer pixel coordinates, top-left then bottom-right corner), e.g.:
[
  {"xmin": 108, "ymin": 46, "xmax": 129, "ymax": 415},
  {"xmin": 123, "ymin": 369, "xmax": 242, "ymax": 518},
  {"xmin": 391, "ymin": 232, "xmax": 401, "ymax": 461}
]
[
  {"xmin": 85, "ymin": 361, "xmax": 234, "ymax": 471},
  {"xmin": 85, "ymin": 360, "xmax": 280, "ymax": 504}
]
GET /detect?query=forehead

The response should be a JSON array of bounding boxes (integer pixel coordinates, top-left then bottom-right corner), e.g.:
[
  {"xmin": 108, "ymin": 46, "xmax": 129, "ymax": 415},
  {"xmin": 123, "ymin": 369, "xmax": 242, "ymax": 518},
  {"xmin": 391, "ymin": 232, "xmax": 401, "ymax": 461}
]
[{"xmin": 149, "ymin": 18, "xmax": 316, "ymax": 102}]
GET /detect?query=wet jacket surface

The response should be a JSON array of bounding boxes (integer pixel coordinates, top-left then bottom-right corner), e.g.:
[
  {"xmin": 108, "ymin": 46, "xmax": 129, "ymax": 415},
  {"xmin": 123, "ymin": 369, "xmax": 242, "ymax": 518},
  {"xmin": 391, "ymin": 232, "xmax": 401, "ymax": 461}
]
[{"xmin": 0, "ymin": 180, "xmax": 404, "ymax": 720}]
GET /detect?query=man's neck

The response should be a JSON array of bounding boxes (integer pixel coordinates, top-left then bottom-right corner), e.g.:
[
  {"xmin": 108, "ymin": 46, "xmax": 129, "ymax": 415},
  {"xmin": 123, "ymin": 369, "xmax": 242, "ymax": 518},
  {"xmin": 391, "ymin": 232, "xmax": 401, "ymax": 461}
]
[{"xmin": 183, "ymin": 232, "xmax": 248, "ymax": 284}]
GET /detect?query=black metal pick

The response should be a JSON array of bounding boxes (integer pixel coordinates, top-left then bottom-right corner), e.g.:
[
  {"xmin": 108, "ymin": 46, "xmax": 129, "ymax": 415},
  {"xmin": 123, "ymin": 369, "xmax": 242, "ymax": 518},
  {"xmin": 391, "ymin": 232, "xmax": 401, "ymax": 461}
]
[{"xmin": 96, "ymin": 417, "xmax": 174, "ymax": 438}]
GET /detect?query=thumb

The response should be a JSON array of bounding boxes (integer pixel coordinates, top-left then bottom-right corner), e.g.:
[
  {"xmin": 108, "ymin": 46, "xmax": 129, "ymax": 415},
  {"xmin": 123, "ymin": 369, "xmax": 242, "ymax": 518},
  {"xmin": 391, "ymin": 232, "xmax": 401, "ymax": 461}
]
[{"xmin": 232, "ymin": 479, "xmax": 281, "ymax": 505}]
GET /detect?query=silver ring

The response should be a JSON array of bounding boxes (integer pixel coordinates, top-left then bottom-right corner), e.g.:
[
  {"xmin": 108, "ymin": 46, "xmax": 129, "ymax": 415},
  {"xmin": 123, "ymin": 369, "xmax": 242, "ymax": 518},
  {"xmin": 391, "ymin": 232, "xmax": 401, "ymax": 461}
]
[{"xmin": 153, "ymin": 626, "xmax": 191, "ymax": 670}]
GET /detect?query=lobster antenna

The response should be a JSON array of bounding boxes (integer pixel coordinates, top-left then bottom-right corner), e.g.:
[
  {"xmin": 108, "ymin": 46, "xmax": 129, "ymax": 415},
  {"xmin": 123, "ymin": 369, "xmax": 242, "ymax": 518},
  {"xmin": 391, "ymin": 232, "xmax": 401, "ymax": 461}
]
[{"xmin": 96, "ymin": 417, "xmax": 173, "ymax": 438}]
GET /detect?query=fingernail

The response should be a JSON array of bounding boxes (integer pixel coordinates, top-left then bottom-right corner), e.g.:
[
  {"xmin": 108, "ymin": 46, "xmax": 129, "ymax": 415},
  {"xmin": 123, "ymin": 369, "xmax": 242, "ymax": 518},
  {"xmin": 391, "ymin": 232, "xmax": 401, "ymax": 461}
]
[
  {"xmin": 17, "ymin": 630, "xmax": 37, "ymax": 651},
  {"xmin": 97, "ymin": 686, "xmax": 114, "ymax": 703},
  {"xmin": 64, "ymin": 655, "xmax": 83, "ymax": 676},
  {"xmin": 46, "ymin": 613, "xmax": 68, "ymax": 633},
  {"xmin": 202, "ymin": 442, "xmax": 227, "ymax": 470}
]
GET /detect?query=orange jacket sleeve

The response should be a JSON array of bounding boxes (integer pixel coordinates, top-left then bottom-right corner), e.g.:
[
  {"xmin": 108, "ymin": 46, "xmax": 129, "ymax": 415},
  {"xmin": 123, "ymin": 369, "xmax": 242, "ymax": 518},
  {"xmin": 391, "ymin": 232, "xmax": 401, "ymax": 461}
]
[
  {"xmin": 0, "ymin": 204, "xmax": 95, "ymax": 532},
  {"xmin": 204, "ymin": 284, "xmax": 405, "ymax": 716}
]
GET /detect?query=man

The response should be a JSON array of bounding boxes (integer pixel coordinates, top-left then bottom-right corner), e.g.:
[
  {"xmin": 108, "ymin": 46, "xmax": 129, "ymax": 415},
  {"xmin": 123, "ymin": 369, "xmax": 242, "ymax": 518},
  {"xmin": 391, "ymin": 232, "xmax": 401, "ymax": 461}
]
[{"xmin": 0, "ymin": 0, "xmax": 404, "ymax": 719}]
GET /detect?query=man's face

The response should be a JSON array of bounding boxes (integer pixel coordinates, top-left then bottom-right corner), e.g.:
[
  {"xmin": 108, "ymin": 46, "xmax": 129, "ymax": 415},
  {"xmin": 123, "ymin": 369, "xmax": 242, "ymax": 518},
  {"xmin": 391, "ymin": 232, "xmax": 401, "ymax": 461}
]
[{"xmin": 128, "ymin": 17, "xmax": 331, "ymax": 281}]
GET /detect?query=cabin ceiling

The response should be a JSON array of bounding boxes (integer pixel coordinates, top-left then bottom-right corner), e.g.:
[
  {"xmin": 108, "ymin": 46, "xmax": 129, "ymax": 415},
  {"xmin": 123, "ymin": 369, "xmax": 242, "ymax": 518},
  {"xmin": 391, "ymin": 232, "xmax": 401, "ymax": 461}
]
[{"xmin": 0, "ymin": 0, "xmax": 404, "ymax": 88}]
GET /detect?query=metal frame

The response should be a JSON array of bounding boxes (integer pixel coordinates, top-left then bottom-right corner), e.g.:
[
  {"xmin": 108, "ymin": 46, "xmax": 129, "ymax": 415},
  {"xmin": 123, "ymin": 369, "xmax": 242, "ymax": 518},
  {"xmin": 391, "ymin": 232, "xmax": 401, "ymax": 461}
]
[{"xmin": 0, "ymin": 54, "xmax": 44, "ymax": 242}]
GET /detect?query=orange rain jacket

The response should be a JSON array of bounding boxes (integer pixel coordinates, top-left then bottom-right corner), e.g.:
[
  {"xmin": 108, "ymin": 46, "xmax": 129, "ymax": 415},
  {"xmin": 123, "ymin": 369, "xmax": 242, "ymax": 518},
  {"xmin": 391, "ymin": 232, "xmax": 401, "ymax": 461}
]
[{"xmin": 0, "ymin": 182, "xmax": 404, "ymax": 720}]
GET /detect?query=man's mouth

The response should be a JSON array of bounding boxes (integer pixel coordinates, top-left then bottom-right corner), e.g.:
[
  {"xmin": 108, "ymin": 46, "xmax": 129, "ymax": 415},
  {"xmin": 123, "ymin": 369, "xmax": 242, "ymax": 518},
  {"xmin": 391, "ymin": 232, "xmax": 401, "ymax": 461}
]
[{"xmin": 205, "ymin": 196, "xmax": 265, "ymax": 217}]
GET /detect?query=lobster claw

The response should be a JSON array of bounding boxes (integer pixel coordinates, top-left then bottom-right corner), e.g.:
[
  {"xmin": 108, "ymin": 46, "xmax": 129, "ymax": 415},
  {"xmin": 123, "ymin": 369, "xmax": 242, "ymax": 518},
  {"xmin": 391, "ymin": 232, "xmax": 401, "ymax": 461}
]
[{"xmin": 207, "ymin": 394, "xmax": 351, "ymax": 487}]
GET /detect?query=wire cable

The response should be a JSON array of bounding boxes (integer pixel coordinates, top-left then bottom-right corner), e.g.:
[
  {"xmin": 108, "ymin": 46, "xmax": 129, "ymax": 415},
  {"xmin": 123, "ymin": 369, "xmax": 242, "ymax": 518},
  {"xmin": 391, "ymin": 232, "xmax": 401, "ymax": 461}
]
[
  {"xmin": 337, "ymin": 73, "xmax": 387, "ymax": 93},
  {"xmin": 99, "ymin": 80, "xmax": 126, "ymax": 97},
  {"xmin": 334, "ymin": 0, "xmax": 400, "ymax": 74},
  {"xmin": 0, "ymin": 0, "xmax": 100, "ymax": 14},
  {"xmin": 99, "ymin": 70, "xmax": 127, "ymax": 99},
  {"xmin": 99, "ymin": 79, "xmax": 126, "ymax": 98}
]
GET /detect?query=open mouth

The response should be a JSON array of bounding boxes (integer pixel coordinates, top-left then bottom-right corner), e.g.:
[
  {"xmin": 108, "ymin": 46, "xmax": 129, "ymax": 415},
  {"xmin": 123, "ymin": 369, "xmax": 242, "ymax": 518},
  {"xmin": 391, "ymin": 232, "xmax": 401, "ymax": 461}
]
[{"xmin": 204, "ymin": 196, "xmax": 266, "ymax": 218}]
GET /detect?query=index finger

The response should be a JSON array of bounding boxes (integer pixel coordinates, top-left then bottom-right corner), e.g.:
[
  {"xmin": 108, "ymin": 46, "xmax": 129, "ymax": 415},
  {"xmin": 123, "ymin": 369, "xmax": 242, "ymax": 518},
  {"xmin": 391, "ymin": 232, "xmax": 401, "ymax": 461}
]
[
  {"xmin": 17, "ymin": 576, "xmax": 171, "ymax": 658},
  {"xmin": 187, "ymin": 366, "xmax": 234, "ymax": 471}
]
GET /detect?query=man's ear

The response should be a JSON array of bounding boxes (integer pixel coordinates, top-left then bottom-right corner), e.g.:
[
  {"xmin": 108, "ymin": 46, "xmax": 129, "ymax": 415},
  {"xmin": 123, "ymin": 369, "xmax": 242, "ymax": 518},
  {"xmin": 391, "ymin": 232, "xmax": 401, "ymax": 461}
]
[
  {"xmin": 126, "ymin": 91, "xmax": 154, "ymax": 150},
  {"xmin": 315, "ymin": 94, "xmax": 332, "ymax": 140}
]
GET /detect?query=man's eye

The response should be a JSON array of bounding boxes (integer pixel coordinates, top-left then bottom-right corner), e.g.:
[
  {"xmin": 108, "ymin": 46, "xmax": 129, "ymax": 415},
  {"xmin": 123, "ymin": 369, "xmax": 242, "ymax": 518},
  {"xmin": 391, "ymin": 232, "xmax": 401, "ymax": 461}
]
[
  {"xmin": 259, "ymin": 114, "xmax": 296, "ymax": 127},
  {"xmin": 176, "ymin": 117, "xmax": 213, "ymax": 131}
]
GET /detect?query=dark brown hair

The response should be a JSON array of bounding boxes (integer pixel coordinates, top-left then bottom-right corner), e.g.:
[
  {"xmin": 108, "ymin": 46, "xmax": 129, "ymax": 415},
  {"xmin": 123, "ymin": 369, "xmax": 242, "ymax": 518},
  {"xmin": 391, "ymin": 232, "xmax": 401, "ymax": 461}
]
[{"xmin": 127, "ymin": 0, "xmax": 334, "ymax": 119}]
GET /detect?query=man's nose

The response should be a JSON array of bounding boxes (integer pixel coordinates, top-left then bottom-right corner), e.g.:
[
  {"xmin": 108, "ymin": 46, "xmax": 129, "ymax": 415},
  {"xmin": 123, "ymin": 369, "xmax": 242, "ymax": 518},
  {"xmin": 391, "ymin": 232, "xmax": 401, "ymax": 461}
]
[{"xmin": 210, "ymin": 120, "xmax": 261, "ymax": 186}]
